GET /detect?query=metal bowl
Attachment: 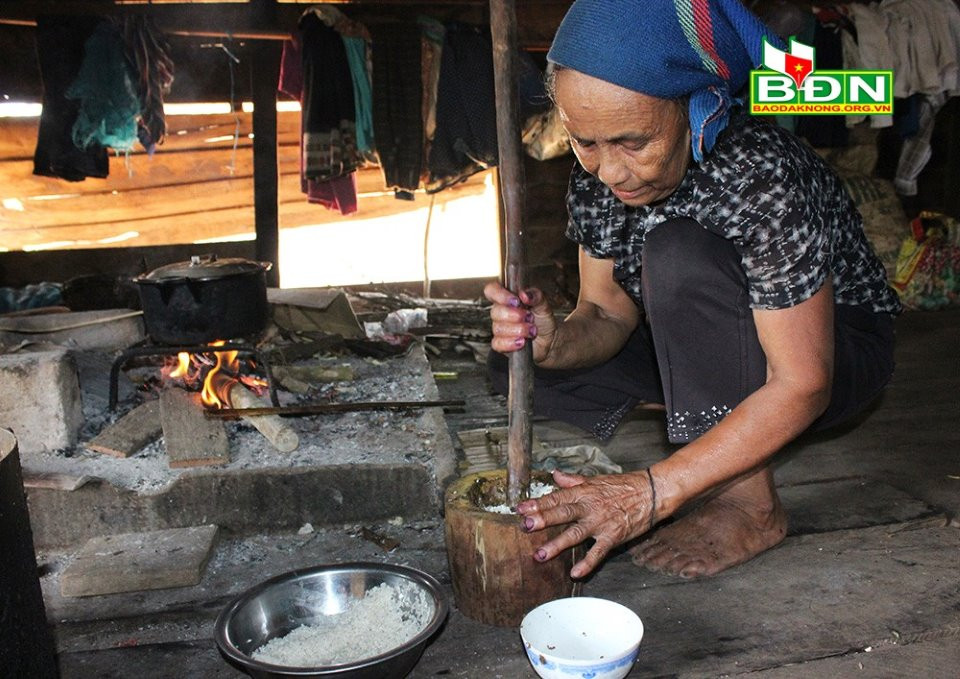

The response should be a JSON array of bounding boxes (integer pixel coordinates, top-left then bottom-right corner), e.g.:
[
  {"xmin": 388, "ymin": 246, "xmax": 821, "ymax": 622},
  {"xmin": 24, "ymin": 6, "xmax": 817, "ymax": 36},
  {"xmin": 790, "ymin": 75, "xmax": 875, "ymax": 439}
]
[{"xmin": 215, "ymin": 562, "xmax": 449, "ymax": 679}]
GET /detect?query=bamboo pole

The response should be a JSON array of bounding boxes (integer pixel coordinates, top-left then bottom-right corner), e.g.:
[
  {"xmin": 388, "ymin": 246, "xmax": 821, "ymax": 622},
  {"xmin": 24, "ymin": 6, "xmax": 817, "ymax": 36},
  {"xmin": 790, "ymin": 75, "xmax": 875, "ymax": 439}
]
[{"xmin": 489, "ymin": 0, "xmax": 532, "ymax": 507}]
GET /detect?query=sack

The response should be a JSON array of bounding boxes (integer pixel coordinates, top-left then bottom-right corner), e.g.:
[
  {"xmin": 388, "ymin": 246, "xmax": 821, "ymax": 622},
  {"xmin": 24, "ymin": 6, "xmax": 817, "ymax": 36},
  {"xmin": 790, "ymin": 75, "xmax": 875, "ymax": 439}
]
[{"xmin": 839, "ymin": 172, "xmax": 909, "ymax": 279}]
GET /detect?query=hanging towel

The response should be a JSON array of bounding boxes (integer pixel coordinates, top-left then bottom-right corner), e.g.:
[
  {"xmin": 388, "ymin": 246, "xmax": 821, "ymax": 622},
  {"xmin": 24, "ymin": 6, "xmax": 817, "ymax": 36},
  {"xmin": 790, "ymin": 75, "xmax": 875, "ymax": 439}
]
[
  {"xmin": 370, "ymin": 21, "xmax": 424, "ymax": 194},
  {"xmin": 33, "ymin": 16, "xmax": 109, "ymax": 181},
  {"xmin": 66, "ymin": 21, "xmax": 141, "ymax": 152}
]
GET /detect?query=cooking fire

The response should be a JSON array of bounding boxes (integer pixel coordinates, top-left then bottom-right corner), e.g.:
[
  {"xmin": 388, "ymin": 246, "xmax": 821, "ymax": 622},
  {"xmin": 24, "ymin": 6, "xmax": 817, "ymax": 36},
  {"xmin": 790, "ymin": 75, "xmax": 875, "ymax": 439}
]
[{"xmin": 162, "ymin": 341, "xmax": 268, "ymax": 409}]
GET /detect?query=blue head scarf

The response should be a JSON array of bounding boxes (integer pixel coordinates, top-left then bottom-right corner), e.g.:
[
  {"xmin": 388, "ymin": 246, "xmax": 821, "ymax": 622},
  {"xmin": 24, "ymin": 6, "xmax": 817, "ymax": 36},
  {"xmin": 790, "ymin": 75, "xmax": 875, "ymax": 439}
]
[{"xmin": 547, "ymin": 0, "xmax": 783, "ymax": 162}]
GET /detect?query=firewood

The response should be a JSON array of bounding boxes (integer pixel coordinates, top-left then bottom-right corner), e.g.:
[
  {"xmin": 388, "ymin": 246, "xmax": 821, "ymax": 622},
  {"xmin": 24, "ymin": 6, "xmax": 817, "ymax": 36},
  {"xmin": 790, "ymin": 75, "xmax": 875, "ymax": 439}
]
[
  {"xmin": 228, "ymin": 384, "xmax": 299, "ymax": 453},
  {"xmin": 86, "ymin": 399, "xmax": 161, "ymax": 458},
  {"xmin": 159, "ymin": 389, "xmax": 229, "ymax": 468}
]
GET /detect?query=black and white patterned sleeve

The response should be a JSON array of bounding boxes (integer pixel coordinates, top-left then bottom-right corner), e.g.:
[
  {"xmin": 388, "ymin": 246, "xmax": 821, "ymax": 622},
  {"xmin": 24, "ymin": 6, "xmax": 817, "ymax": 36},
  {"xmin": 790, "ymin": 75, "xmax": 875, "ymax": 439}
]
[{"xmin": 732, "ymin": 157, "xmax": 832, "ymax": 310}]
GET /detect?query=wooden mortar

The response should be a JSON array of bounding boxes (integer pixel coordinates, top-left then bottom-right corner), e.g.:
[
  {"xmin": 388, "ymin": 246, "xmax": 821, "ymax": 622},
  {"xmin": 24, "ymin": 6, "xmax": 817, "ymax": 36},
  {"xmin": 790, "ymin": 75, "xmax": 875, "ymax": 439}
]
[{"xmin": 444, "ymin": 469, "xmax": 578, "ymax": 627}]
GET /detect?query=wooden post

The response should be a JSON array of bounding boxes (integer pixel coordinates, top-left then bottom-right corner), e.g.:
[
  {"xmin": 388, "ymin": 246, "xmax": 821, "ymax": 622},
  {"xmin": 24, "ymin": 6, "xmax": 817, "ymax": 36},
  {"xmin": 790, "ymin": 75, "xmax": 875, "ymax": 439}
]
[
  {"xmin": 490, "ymin": 0, "xmax": 533, "ymax": 507},
  {"xmin": 250, "ymin": 1, "xmax": 282, "ymax": 288}
]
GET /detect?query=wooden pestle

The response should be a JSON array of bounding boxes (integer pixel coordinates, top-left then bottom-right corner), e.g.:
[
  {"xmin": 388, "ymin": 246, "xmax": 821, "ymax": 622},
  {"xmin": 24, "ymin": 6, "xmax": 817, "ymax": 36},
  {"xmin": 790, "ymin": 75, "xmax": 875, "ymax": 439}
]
[
  {"xmin": 490, "ymin": 0, "xmax": 533, "ymax": 507},
  {"xmin": 228, "ymin": 383, "xmax": 300, "ymax": 453}
]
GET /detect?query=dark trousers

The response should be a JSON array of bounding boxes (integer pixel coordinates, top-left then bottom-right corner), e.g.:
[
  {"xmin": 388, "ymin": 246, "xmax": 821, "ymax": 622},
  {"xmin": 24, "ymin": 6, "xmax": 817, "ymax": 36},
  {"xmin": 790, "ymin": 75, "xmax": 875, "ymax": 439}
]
[{"xmin": 490, "ymin": 219, "xmax": 895, "ymax": 443}]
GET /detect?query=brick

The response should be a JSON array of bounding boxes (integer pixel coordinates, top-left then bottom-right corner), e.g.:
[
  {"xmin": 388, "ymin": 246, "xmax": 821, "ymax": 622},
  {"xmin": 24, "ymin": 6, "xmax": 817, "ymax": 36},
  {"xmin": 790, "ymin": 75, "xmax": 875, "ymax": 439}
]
[
  {"xmin": 60, "ymin": 525, "xmax": 219, "ymax": 597},
  {"xmin": 0, "ymin": 348, "xmax": 83, "ymax": 453}
]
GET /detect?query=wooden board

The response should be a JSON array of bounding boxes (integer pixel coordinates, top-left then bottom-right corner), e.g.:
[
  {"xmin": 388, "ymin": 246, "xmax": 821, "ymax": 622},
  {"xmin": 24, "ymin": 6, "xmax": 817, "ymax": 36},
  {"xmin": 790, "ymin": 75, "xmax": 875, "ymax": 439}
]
[
  {"xmin": 60, "ymin": 525, "xmax": 219, "ymax": 598},
  {"xmin": 86, "ymin": 400, "xmax": 162, "ymax": 459},
  {"xmin": 159, "ymin": 389, "xmax": 229, "ymax": 468},
  {"xmin": 1, "ymin": 168, "xmax": 487, "ymax": 251},
  {"xmin": 21, "ymin": 472, "xmax": 93, "ymax": 491},
  {"xmin": 0, "ymin": 112, "xmax": 300, "ymax": 161}
]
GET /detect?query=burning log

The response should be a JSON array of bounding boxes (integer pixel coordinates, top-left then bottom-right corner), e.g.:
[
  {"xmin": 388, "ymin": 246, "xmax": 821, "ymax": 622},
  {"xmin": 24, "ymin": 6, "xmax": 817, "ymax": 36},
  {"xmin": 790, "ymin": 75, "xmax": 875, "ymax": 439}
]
[{"xmin": 228, "ymin": 383, "xmax": 299, "ymax": 453}]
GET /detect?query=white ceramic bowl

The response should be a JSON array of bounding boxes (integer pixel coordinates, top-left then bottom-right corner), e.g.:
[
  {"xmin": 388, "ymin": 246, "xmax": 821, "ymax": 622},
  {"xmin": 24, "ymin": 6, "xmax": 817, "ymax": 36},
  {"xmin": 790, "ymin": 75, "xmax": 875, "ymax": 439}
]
[{"xmin": 519, "ymin": 597, "xmax": 644, "ymax": 679}]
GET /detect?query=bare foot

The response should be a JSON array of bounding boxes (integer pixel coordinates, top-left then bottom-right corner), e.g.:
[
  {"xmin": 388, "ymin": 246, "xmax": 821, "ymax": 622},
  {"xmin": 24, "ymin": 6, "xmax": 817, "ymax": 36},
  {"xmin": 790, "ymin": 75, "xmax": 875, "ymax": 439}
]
[{"xmin": 630, "ymin": 467, "xmax": 787, "ymax": 578}]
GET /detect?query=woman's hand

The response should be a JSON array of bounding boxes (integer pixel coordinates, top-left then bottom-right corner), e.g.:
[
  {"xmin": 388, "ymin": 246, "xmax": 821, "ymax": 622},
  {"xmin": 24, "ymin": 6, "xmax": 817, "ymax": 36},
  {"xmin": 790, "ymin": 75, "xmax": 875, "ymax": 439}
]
[
  {"xmin": 483, "ymin": 282, "xmax": 558, "ymax": 364},
  {"xmin": 517, "ymin": 469, "xmax": 656, "ymax": 579}
]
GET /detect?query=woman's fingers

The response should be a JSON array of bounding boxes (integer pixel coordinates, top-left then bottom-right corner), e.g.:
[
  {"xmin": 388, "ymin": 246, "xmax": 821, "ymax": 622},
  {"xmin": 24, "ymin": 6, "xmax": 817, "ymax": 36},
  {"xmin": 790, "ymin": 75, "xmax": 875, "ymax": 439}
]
[
  {"xmin": 517, "ymin": 471, "xmax": 658, "ymax": 577},
  {"xmin": 485, "ymin": 282, "xmax": 552, "ymax": 355},
  {"xmin": 483, "ymin": 281, "xmax": 520, "ymax": 307}
]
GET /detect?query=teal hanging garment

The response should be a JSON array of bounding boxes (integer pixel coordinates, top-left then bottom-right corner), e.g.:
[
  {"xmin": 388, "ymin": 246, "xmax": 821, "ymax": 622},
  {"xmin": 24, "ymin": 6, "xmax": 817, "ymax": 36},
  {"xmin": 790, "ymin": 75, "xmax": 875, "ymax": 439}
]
[{"xmin": 66, "ymin": 22, "xmax": 140, "ymax": 152}]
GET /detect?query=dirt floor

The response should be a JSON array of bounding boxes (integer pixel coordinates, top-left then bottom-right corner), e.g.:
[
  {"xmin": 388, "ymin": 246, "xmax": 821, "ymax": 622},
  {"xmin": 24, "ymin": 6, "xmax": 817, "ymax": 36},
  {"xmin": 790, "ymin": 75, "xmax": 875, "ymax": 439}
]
[{"xmin": 40, "ymin": 308, "xmax": 960, "ymax": 678}]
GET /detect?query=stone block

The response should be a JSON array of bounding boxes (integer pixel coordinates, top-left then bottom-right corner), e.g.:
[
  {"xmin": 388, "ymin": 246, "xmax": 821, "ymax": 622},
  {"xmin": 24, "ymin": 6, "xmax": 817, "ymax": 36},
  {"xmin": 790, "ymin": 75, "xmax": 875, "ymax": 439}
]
[
  {"xmin": 60, "ymin": 525, "xmax": 219, "ymax": 597},
  {"xmin": 0, "ymin": 348, "xmax": 83, "ymax": 453}
]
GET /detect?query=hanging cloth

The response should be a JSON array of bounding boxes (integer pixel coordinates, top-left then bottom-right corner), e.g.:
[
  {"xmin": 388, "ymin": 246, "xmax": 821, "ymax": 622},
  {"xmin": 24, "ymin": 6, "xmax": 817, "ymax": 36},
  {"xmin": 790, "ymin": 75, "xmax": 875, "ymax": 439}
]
[
  {"xmin": 418, "ymin": 16, "xmax": 445, "ymax": 167},
  {"xmin": 66, "ymin": 21, "xmax": 141, "ymax": 152},
  {"xmin": 33, "ymin": 16, "xmax": 109, "ymax": 181},
  {"xmin": 300, "ymin": 13, "xmax": 360, "ymax": 182},
  {"xmin": 342, "ymin": 36, "xmax": 375, "ymax": 155},
  {"xmin": 370, "ymin": 21, "xmax": 424, "ymax": 194},
  {"xmin": 279, "ymin": 35, "xmax": 358, "ymax": 215},
  {"xmin": 301, "ymin": 6, "xmax": 375, "ymax": 156},
  {"xmin": 118, "ymin": 16, "xmax": 175, "ymax": 154},
  {"xmin": 426, "ymin": 22, "xmax": 498, "ymax": 193}
]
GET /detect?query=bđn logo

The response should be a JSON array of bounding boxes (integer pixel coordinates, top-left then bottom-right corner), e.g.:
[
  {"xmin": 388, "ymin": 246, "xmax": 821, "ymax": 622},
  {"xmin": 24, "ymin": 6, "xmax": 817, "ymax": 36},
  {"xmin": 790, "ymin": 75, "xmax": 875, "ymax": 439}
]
[{"xmin": 750, "ymin": 38, "xmax": 893, "ymax": 115}]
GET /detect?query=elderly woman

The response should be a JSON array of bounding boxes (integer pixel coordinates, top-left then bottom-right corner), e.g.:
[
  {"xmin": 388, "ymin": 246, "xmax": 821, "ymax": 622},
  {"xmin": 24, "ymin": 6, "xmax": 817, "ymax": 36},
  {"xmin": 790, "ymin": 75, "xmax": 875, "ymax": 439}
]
[{"xmin": 485, "ymin": 0, "xmax": 901, "ymax": 580}]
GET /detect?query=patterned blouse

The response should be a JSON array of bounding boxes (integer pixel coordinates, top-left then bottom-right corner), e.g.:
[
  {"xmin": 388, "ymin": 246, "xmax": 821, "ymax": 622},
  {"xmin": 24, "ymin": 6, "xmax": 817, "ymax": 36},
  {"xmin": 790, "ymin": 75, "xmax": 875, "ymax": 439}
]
[{"xmin": 566, "ymin": 114, "xmax": 903, "ymax": 316}]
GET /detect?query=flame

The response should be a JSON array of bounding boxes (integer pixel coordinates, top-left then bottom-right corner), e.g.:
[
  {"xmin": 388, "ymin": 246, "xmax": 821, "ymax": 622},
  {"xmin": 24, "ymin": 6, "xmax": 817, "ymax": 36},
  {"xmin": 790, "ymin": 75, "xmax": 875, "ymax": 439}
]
[
  {"xmin": 161, "ymin": 341, "xmax": 267, "ymax": 409},
  {"xmin": 168, "ymin": 352, "xmax": 192, "ymax": 379},
  {"xmin": 200, "ymin": 341, "xmax": 238, "ymax": 409}
]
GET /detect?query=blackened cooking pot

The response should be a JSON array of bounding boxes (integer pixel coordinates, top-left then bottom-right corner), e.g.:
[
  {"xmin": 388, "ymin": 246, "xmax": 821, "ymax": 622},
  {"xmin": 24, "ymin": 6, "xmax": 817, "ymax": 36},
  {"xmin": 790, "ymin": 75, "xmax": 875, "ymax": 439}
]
[{"xmin": 134, "ymin": 254, "xmax": 272, "ymax": 345}]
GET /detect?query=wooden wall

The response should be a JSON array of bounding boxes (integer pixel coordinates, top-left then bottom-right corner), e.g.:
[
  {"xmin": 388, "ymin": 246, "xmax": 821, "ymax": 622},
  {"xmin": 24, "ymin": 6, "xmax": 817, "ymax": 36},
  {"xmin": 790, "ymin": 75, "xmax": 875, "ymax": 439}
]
[{"xmin": 0, "ymin": 111, "xmax": 489, "ymax": 253}]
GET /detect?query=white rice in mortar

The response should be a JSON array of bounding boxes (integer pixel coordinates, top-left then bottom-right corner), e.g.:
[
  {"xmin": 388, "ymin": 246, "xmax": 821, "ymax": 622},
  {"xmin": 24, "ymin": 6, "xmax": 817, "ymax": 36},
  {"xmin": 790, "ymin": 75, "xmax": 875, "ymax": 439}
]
[
  {"xmin": 252, "ymin": 581, "xmax": 434, "ymax": 667},
  {"xmin": 484, "ymin": 481, "xmax": 555, "ymax": 514}
]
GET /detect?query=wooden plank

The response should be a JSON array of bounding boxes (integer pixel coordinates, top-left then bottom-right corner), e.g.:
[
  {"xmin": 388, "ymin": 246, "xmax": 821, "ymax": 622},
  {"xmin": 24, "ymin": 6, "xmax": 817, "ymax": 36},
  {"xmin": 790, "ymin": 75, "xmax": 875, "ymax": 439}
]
[
  {"xmin": 0, "ymin": 112, "xmax": 301, "ymax": 160},
  {"xmin": 0, "ymin": 145, "xmax": 301, "ymax": 197},
  {"xmin": 740, "ymin": 634, "xmax": 960, "ymax": 678},
  {"xmin": 2, "ymin": 179, "xmax": 488, "ymax": 250},
  {"xmin": 0, "ymin": 165, "xmax": 418, "ymax": 230},
  {"xmin": 86, "ymin": 400, "xmax": 162, "ymax": 459},
  {"xmin": 60, "ymin": 525, "xmax": 219, "ymax": 598},
  {"xmin": 21, "ymin": 472, "xmax": 93, "ymax": 491},
  {"xmin": 414, "ymin": 518, "xmax": 960, "ymax": 677},
  {"xmin": 159, "ymin": 389, "xmax": 229, "ymax": 468}
]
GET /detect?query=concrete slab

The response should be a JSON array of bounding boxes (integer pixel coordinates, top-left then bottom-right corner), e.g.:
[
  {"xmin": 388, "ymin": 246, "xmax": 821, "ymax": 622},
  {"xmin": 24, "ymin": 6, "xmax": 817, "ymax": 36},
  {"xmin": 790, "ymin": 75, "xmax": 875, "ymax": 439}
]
[
  {"xmin": 24, "ymin": 346, "xmax": 458, "ymax": 549},
  {"xmin": 0, "ymin": 347, "xmax": 84, "ymax": 453},
  {"xmin": 60, "ymin": 525, "xmax": 219, "ymax": 598}
]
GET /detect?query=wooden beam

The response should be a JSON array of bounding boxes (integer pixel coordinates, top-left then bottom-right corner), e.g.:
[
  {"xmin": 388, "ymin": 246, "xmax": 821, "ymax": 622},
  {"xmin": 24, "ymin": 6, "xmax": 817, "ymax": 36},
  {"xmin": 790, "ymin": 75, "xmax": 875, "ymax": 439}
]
[{"xmin": 250, "ymin": 39, "xmax": 282, "ymax": 286}]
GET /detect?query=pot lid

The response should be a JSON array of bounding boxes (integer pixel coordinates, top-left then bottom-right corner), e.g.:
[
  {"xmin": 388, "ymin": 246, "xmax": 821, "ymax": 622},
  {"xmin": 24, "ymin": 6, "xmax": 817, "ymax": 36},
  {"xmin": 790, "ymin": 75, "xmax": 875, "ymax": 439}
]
[{"xmin": 141, "ymin": 255, "xmax": 270, "ymax": 282}]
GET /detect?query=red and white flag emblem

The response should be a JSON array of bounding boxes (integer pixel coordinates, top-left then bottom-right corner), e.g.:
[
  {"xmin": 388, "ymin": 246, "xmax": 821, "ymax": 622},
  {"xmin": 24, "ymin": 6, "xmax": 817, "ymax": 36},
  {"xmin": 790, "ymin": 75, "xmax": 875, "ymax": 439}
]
[{"xmin": 763, "ymin": 38, "xmax": 815, "ymax": 89}]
